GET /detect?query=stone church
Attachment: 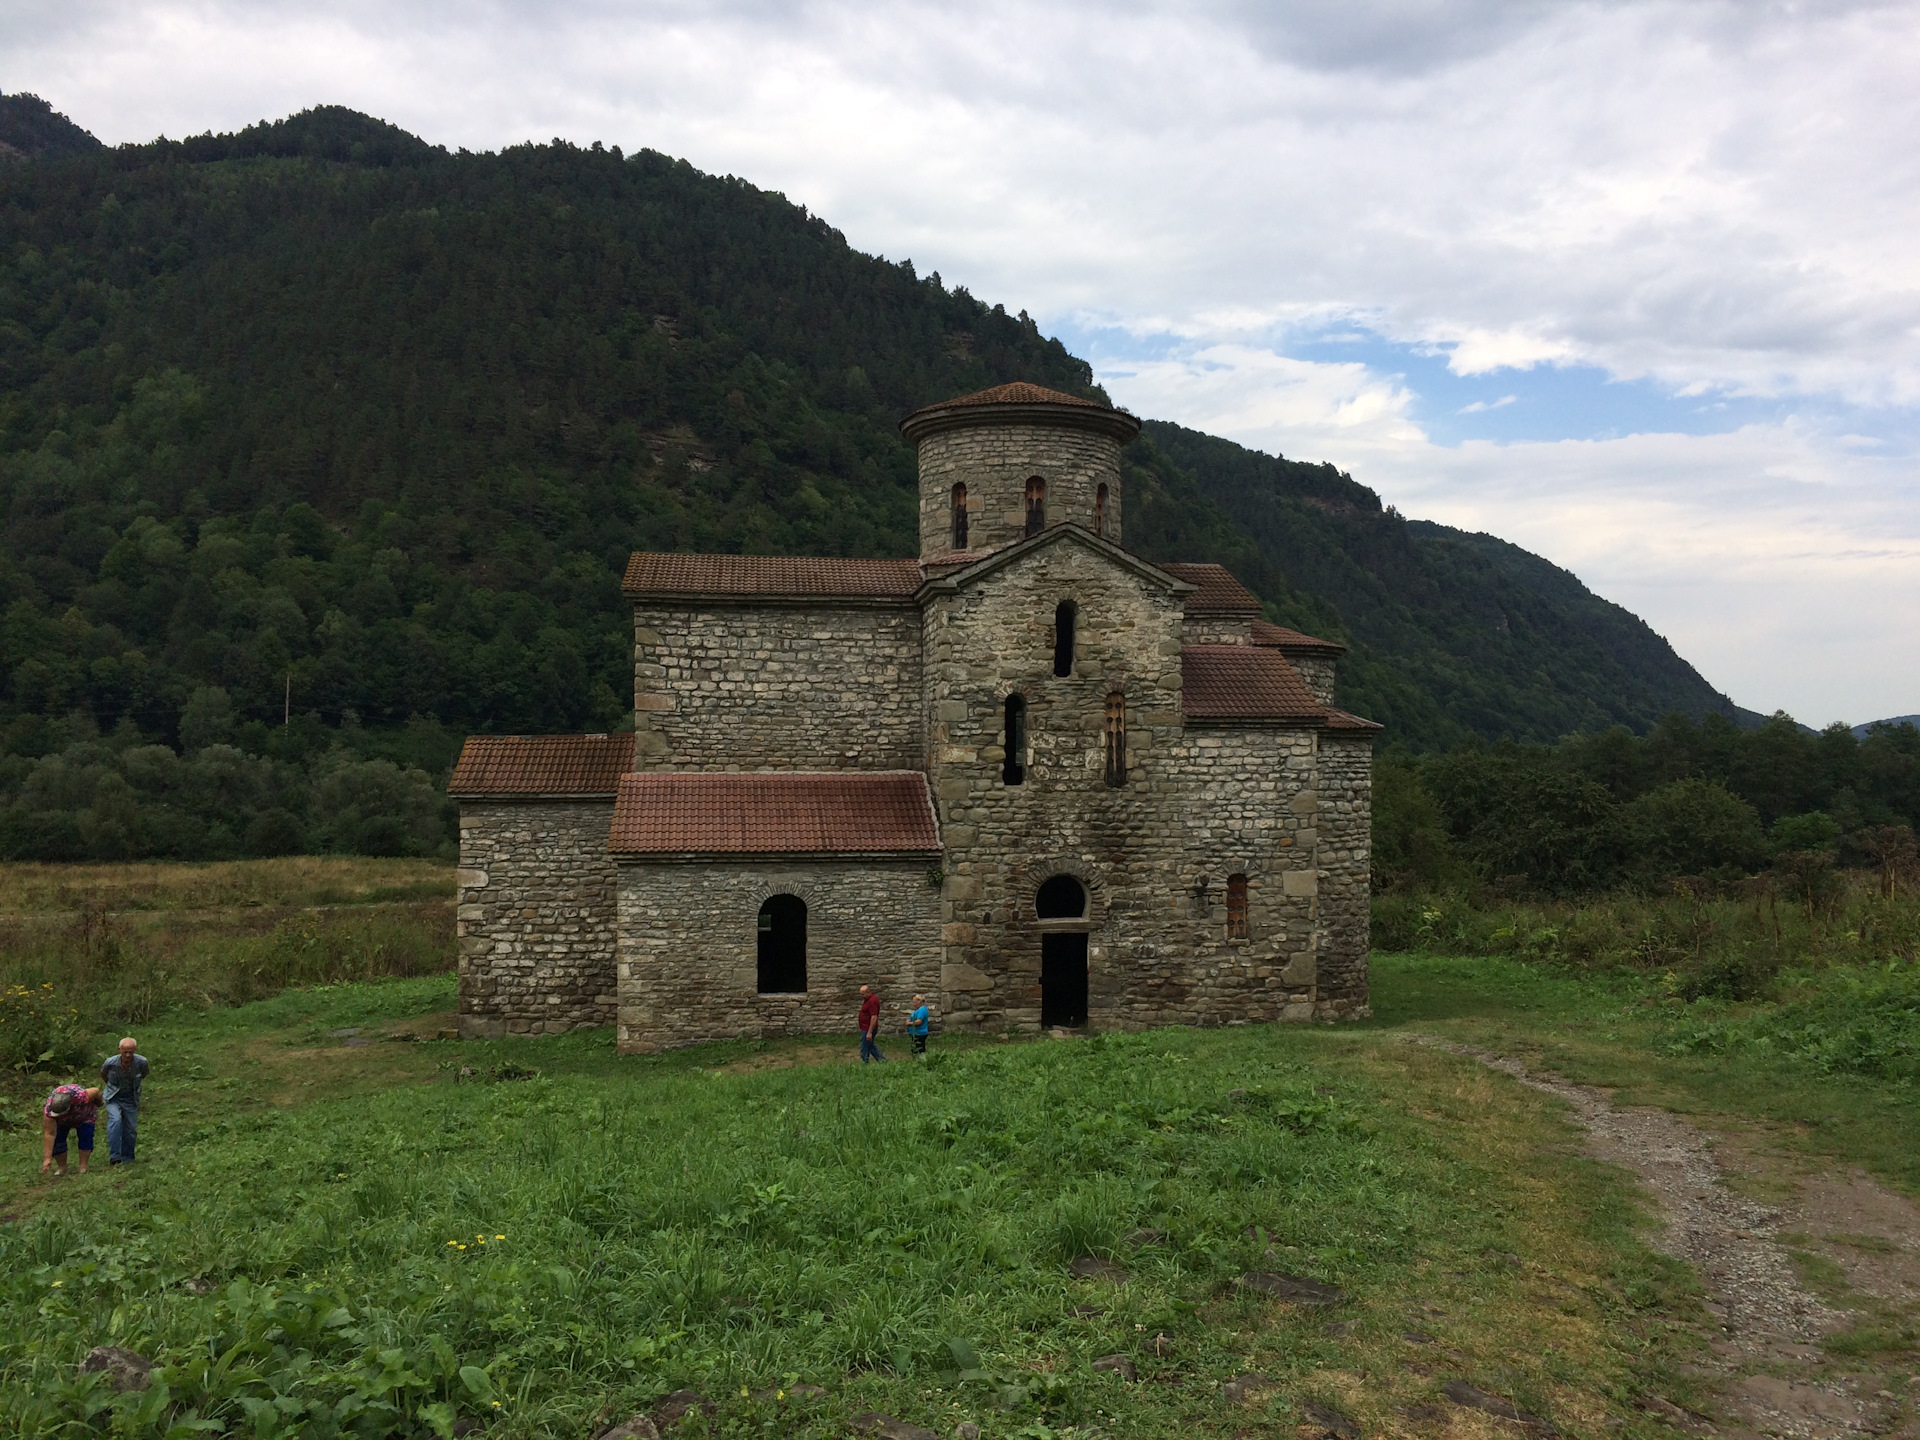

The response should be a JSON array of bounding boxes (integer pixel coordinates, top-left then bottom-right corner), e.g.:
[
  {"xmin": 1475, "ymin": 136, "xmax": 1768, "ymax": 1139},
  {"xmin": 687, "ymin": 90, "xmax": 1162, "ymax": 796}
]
[{"xmin": 449, "ymin": 383, "xmax": 1379, "ymax": 1052}]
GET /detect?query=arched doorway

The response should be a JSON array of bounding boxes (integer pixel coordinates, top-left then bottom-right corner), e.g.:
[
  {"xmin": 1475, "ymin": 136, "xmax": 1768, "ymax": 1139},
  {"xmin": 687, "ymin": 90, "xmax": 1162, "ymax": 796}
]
[
  {"xmin": 1036, "ymin": 875, "xmax": 1088, "ymax": 1027},
  {"xmin": 757, "ymin": 894, "xmax": 807, "ymax": 994}
]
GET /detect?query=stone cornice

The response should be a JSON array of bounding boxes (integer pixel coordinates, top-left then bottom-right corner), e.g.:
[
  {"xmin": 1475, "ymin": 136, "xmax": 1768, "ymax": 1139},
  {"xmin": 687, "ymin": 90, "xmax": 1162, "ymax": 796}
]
[{"xmin": 900, "ymin": 399, "xmax": 1141, "ymax": 445}]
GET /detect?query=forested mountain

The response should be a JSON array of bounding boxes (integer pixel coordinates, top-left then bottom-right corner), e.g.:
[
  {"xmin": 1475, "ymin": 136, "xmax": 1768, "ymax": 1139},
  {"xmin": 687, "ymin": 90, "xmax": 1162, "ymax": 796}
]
[{"xmin": 0, "ymin": 101, "xmax": 1758, "ymax": 857}]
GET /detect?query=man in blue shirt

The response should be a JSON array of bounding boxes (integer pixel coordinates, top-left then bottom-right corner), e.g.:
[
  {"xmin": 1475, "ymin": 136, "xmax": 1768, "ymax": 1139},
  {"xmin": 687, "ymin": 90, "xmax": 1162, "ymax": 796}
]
[
  {"xmin": 905, "ymin": 994, "xmax": 931, "ymax": 1057},
  {"xmin": 100, "ymin": 1037, "xmax": 149, "ymax": 1166}
]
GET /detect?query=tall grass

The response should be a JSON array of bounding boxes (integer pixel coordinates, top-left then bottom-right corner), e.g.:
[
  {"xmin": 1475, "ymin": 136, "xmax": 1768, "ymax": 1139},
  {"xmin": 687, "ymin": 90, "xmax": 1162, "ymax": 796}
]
[
  {"xmin": 1374, "ymin": 872, "xmax": 1920, "ymax": 1082},
  {"xmin": 0, "ymin": 859, "xmax": 455, "ymax": 1066}
]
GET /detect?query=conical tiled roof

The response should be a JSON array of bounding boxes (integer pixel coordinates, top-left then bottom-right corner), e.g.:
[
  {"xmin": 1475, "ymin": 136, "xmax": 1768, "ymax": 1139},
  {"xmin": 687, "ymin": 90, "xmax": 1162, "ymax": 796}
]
[{"xmin": 938, "ymin": 381, "xmax": 1102, "ymax": 408}]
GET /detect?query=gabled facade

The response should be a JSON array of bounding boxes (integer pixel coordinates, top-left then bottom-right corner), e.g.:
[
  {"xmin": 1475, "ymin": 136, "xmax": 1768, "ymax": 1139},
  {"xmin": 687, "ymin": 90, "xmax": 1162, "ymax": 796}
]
[{"xmin": 450, "ymin": 382, "xmax": 1379, "ymax": 1050}]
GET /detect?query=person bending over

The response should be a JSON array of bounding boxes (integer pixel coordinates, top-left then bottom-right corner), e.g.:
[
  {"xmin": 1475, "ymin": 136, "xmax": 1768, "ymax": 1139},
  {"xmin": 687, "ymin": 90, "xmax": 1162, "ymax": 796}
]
[{"xmin": 41, "ymin": 1084, "xmax": 101, "ymax": 1176}]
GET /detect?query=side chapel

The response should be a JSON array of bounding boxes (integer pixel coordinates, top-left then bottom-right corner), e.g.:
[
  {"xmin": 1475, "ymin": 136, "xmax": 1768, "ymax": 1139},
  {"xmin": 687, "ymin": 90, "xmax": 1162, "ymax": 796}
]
[{"xmin": 449, "ymin": 383, "xmax": 1379, "ymax": 1051}]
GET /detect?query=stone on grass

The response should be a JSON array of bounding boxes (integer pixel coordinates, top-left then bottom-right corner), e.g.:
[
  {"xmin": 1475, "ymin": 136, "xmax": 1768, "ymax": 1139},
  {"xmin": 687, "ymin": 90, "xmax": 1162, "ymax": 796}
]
[
  {"xmin": 1444, "ymin": 1381, "xmax": 1555, "ymax": 1432},
  {"xmin": 1220, "ymin": 1373, "xmax": 1277, "ymax": 1405},
  {"xmin": 1123, "ymin": 1226, "xmax": 1167, "ymax": 1248},
  {"xmin": 956, "ymin": 1425, "xmax": 981, "ymax": 1440},
  {"xmin": 1092, "ymin": 1355, "xmax": 1137, "ymax": 1382},
  {"xmin": 1302, "ymin": 1401, "xmax": 1361, "ymax": 1439},
  {"xmin": 850, "ymin": 1412, "xmax": 939, "ymax": 1440},
  {"xmin": 79, "ymin": 1347, "xmax": 151, "ymax": 1392},
  {"xmin": 1069, "ymin": 1255, "xmax": 1129, "ymax": 1283},
  {"xmin": 593, "ymin": 1418, "xmax": 660, "ymax": 1440},
  {"xmin": 1238, "ymin": 1271, "xmax": 1346, "ymax": 1305}
]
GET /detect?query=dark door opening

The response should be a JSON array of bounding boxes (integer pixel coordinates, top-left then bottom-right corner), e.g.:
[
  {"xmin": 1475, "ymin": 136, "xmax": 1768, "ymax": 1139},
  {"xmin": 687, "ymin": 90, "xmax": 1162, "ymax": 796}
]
[
  {"xmin": 1041, "ymin": 932, "xmax": 1089, "ymax": 1027},
  {"xmin": 757, "ymin": 894, "xmax": 807, "ymax": 993}
]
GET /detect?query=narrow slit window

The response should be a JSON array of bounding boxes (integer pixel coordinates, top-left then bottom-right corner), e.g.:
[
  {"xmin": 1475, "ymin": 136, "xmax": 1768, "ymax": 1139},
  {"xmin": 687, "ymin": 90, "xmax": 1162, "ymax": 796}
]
[
  {"xmin": 1104, "ymin": 693, "xmax": 1126, "ymax": 787},
  {"xmin": 1053, "ymin": 600, "xmax": 1076, "ymax": 678},
  {"xmin": 1003, "ymin": 694, "xmax": 1027, "ymax": 785},
  {"xmin": 1024, "ymin": 477, "xmax": 1046, "ymax": 536},
  {"xmin": 1226, "ymin": 874, "xmax": 1249, "ymax": 940},
  {"xmin": 951, "ymin": 482, "xmax": 968, "ymax": 550},
  {"xmin": 1094, "ymin": 483, "xmax": 1108, "ymax": 537}
]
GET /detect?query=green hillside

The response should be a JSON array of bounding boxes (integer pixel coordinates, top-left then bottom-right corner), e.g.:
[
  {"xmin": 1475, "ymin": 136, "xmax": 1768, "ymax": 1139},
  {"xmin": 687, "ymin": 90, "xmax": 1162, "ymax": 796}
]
[{"xmin": 0, "ymin": 102, "xmax": 1752, "ymax": 858}]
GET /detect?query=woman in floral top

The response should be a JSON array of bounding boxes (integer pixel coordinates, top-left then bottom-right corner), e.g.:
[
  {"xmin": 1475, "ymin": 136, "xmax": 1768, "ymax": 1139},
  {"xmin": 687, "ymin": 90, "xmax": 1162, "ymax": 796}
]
[{"xmin": 42, "ymin": 1083, "xmax": 101, "ymax": 1176}]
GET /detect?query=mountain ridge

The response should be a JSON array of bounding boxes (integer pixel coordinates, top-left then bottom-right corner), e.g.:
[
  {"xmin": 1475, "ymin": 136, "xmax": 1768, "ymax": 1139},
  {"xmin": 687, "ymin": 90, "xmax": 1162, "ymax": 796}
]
[{"xmin": 0, "ymin": 100, "xmax": 1756, "ymax": 780}]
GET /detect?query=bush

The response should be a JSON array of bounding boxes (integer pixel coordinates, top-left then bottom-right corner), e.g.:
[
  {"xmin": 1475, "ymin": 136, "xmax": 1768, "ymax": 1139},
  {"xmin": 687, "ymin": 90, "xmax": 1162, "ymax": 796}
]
[
  {"xmin": 0, "ymin": 982, "xmax": 90, "ymax": 1072},
  {"xmin": 1619, "ymin": 779, "xmax": 1766, "ymax": 879}
]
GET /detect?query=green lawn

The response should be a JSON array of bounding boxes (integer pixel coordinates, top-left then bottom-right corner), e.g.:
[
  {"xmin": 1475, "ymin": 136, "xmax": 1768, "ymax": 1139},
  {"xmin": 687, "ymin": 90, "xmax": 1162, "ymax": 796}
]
[{"xmin": 1, "ymin": 969, "xmax": 1717, "ymax": 1440}]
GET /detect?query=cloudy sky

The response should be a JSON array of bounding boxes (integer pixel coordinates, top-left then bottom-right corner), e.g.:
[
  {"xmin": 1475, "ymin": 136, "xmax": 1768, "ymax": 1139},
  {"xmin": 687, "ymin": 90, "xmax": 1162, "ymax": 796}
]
[{"xmin": 7, "ymin": 0, "xmax": 1918, "ymax": 725}]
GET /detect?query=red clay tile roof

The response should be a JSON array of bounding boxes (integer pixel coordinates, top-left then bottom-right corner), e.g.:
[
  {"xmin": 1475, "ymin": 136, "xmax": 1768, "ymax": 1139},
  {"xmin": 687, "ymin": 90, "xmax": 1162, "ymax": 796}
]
[
  {"xmin": 609, "ymin": 771, "xmax": 942, "ymax": 856},
  {"xmin": 622, "ymin": 553, "xmax": 923, "ymax": 601},
  {"xmin": 937, "ymin": 381, "xmax": 1102, "ymax": 408},
  {"xmin": 901, "ymin": 383, "xmax": 1140, "ymax": 442},
  {"xmin": 449, "ymin": 733, "xmax": 634, "ymax": 796},
  {"xmin": 1323, "ymin": 708, "xmax": 1385, "ymax": 734},
  {"xmin": 1181, "ymin": 646, "xmax": 1325, "ymax": 722},
  {"xmin": 1161, "ymin": 563, "xmax": 1262, "ymax": 615},
  {"xmin": 1250, "ymin": 619, "xmax": 1348, "ymax": 656}
]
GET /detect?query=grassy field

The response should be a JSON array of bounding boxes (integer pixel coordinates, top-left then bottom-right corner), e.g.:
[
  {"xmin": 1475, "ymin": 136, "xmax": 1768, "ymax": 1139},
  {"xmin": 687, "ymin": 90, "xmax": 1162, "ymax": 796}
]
[
  {"xmin": 2, "ymin": 971, "xmax": 1711, "ymax": 1440},
  {"xmin": 4, "ymin": 862, "xmax": 1917, "ymax": 1440},
  {"xmin": 0, "ymin": 858, "xmax": 453, "ymax": 1073}
]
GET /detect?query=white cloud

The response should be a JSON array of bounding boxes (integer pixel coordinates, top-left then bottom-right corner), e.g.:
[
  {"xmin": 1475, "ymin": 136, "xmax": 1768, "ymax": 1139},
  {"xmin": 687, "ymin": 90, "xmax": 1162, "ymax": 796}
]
[{"xmin": 1457, "ymin": 395, "xmax": 1517, "ymax": 415}]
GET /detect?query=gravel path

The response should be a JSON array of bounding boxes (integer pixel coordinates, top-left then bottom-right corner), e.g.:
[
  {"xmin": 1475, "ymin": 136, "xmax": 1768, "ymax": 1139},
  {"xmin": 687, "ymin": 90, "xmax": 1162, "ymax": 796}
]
[{"xmin": 1415, "ymin": 1039, "xmax": 1909, "ymax": 1440}]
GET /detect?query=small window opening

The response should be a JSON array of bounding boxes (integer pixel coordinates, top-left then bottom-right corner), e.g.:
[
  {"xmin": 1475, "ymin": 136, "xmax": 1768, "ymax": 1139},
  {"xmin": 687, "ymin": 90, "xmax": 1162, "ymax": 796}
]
[
  {"xmin": 1053, "ymin": 600, "xmax": 1076, "ymax": 678},
  {"xmin": 951, "ymin": 482, "xmax": 969, "ymax": 550},
  {"xmin": 1094, "ymin": 483, "xmax": 1108, "ymax": 537},
  {"xmin": 1036, "ymin": 873, "xmax": 1088, "ymax": 919},
  {"xmin": 1226, "ymin": 874, "xmax": 1249, "ymax": 940},
  {"xmin": 756, "ymin": 894, "xmax": 807, "ymax": 993},
  {"xmin": 1024, "ymin": 477, "xmax": 1046, "ymax": 536},
  {"xmin": 1104, "ymin": 693, "xmax": 1127, "ymax": 787},
  {"xmin": 1002, "ymin": 693, "xmax": 1027, "ymax": 785}
]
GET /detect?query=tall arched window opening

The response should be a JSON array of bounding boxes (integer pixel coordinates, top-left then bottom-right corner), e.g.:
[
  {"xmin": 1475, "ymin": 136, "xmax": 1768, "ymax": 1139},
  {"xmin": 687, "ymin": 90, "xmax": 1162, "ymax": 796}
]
[
  {"xmin": 1226, "ymin": 874, "xmax": 1249, "ymax": 940},
  {"xmin": 951, "ymin": 482, "xmax": 969, "ymax": 550},
  {"xmin": 757, "ymin": 894, "xmax": 807, "ymax": 993},
  {"xmin": 1094, "ymin": 483, "xmax": 1108, "ymax": 537},
  {"xmin": 1104, "ymin": 693, "xmax": 1126, "ymax": 787},
  {"xmin": 1003, "ymin": 694, "xmax": 1027, "ymax": 785},
  {"xmin": 1053, "ymin": 601, "xmax": 1077, "ymax": 678},
  {"xmin": 1024, "ymin": 477, "xmax": 1046, "ymax": 536}
]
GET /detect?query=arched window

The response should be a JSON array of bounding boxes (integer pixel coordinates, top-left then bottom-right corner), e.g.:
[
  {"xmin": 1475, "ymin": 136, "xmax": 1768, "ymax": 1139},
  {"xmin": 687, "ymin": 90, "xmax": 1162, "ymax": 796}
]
[
  {"xmin": 1002, "ymin": 694, "xmax": 1027, "ymax": 785},
  {"xmin": 1053, "ymin": 600, "xmax": 1076, "ymax": 678},
  {"xmin": 757, "ymin": 894, "xmax": 807, "ymax": 993},
  {"xmin": 1104, "ymin": 693, "xmax": 1126, "ymax": 787},
  {"xmin": 1036, "ymin": 874, "xmax": 1088, "ymax": 919},
  {"xmin": 1094, "ymin": 483, "xmax": 1108, "ymax": 537},
  {"xmin": 1226, "ymin": 874, "xmax": 1249, "ymax": 940},
  {"xmin": 951, "ymin": 482, "xmax": 968, "ymax": 550},
  {"xmin": 1024, "ymin": 477, "xmax": 1046, "ymax": 536}
]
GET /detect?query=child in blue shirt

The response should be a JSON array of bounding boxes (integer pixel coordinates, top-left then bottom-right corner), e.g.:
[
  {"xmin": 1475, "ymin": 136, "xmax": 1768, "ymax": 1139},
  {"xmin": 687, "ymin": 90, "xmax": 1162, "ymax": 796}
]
[{"xmin": 906, "ymin": 995, "xmax": 931, "ymax": 1056}]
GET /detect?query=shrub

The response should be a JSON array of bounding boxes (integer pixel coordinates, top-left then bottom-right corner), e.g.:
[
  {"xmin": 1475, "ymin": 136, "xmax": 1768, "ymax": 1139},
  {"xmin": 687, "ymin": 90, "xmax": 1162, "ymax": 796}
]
[
  {"xmin": 0, "ymin": 982, "xmax": 90, "ymax": 1072},
  {"xmin": 1619, "ymin": 779, "xmax": 1766, "ymax": 880}
]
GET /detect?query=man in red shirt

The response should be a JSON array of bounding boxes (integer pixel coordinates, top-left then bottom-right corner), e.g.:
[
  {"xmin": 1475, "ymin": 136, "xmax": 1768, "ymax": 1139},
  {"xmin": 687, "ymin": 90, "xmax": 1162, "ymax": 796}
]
[{"xmin": 857, "ymin": 985, "xmax": 886, "ymax": 1064}]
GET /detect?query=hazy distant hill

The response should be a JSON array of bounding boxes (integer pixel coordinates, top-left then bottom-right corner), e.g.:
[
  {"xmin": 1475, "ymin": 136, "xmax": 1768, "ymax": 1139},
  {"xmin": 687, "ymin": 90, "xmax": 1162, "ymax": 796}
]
[
  {"xmin": 0, "ymin": 101, "xmax": 1754, "ymax": 773},
  {"xmin": 1857, "ymin": 716, "xmax": 1920, "ymax": 738}
]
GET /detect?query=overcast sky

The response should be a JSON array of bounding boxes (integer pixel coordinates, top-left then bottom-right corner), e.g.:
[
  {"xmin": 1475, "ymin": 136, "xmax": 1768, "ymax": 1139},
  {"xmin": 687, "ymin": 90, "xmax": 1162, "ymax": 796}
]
[{"xmin": 7, "ymin": 0, "xmax": 1918, "ymax": 725}]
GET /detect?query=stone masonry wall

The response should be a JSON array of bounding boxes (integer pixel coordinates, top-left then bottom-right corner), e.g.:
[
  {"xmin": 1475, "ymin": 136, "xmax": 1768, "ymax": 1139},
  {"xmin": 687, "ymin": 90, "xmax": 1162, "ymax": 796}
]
[
  {"xmin": 923, "ymin": 533, "xmax": 1373, "ymax": 1032},
  {"xmin": 632, "ymin": 602, "xmax": 923, "ymax": 771},
  {"xmin": 1290, "ymin": 656, "xmax": 1337, "ymax": 706},
  {"xmin": 615, "ymin": 859, "xmax": 944, "ymax": 1052},
  {"xmin": 917, "ymin": 423, "xmax": 1125, "ymax": 560},
  {"xmin": 1184, "ymin": 616, "xmax": 1253, "ymax": 645},
  {"xmin": 457, "ymin": 800, "xmax": 619, "ymax": 1037},
  {"xmin": 1313, "ymin": 734, "xmax": 1373, "ymax": 1010}
]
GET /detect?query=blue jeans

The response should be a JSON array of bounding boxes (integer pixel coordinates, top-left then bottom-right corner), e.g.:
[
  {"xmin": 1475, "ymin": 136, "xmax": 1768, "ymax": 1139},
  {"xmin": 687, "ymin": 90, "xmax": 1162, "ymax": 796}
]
[
  {"xmin": 860, "ymin": 1034, "xmax": 886, "ymax": 1064},
  {"xmin": 106, "ymin": 1101, "xmax": 138, "ymax": 1163}
]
